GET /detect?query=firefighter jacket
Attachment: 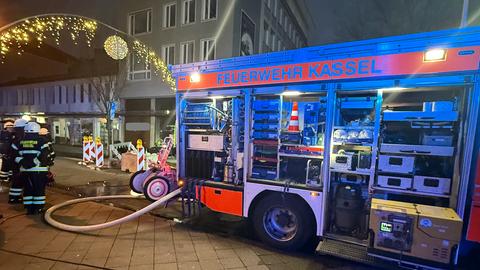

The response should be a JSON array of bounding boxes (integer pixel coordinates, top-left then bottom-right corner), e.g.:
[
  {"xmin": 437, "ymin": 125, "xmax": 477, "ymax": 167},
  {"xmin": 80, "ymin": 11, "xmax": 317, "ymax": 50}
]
[
  {"xmin": 12, "ymin": 133, "xmax": 49, "ymax": 172},
  {"xmin": 0, "ymin": 130, "xmax": 13, "ymax": 156},
  {"xmin": 40, "ymin": 134, "xmax": 55, "ymax": 166}
]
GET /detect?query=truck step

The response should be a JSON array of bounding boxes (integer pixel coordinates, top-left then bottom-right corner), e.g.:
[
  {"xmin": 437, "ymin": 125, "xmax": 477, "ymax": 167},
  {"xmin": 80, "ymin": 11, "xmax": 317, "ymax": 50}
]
[{"xmin": 316, "ymin": 238, "xmax": 380, "ymax": 266}]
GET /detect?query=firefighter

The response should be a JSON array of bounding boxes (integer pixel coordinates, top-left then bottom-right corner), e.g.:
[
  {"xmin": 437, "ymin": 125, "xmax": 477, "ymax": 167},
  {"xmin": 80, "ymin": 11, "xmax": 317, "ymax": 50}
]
[
  {"xmin": 39, "ymin": 127, "xmax": 55, "ymax": 186},
  {"xmin": 8, "ymin": 119, "xmax": 28, "ymax": 203},
  {"xmin": 12, "ymin": 122, "xmax": 49, "ymax": 214},
  {"xmin": 0, "ymin": 119, "xmax": 15, "ymax": 181}
]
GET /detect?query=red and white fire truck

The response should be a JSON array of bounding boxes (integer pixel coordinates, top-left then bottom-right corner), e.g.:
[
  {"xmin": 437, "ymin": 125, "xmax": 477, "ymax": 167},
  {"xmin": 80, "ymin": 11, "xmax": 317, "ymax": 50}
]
[{"xmin": 170, "ymin": 27, "xmax": 480, "ymax": 269}]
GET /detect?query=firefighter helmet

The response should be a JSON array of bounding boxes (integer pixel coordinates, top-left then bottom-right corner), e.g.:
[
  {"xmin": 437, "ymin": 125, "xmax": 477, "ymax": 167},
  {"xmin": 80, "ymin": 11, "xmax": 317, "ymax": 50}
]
[
  {"xmin": 14, "ymin": 119, "xmax": 28, "ymax": 128},
  {"xmin": 24, "ymin": 122, "xmax": 41, "ymax": 133},
  {"xmin": 39, "ymin": 128, "xmax": 49, "ymax": 135}
]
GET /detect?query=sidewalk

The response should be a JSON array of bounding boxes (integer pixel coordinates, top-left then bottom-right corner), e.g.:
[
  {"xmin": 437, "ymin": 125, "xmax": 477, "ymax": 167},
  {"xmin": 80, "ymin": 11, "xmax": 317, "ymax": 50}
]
[{"xmin": 0, "ymin": 186, "xmax": 365, "ymax": 270}]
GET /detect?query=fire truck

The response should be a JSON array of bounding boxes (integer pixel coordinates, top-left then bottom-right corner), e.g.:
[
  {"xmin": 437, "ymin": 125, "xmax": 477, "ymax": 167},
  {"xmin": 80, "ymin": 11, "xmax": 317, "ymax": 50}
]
[{"xmin": 170, "ymin": 27, "xmax": 480, "ymax": 269}]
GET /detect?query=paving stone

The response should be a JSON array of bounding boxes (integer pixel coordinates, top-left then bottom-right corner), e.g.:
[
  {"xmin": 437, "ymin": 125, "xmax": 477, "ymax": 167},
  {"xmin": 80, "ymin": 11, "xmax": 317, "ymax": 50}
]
[
  {"xmin": 154, "ymin": 251, "xmax": 176, "ymax": 264},
  {"xmin": 154, "ymin": 262, "xmax": 178, "ymax": 270},
  {"xmin": 50, "ymin": 262, "xmax": 80, "ymax": 270},
  {"xmin": 81, "ymin": 256, "xmax": 108, "ymax": 267},
  {"xmin": 175, "ymin": 251, "xmax": 198, "ymax": 263},
  {"xmin": 106, "ymin": 256, "xmax": 132, "ymax": 268},
  {"xmin": 219, "ymin": 257, "xmax": 245, "ymax": 269},
  {"xmin": 199, "ymin": 258, "xmax": 224, "ymax": 270},
  {"xmin": 24, "ymin": 261, "xmax": 56, "ymax": 270},
  {"xmin": 216, "ymin": 249, "xmax": 238, "ymax": 259},
  {"xmin": 129, "ymin": 264, "xmax": 155, "ymax": 270},
  {"xmin": 259, "ymin": 254, "xmax": 284, "ymax": 265},
  {"xmin": 178, "ymin": 261, "xmax": 202, "ymax": 270}
]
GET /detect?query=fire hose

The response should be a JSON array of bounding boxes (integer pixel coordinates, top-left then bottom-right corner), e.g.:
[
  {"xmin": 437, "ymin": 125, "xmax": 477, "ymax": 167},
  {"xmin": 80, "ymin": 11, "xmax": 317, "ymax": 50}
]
[{"xmin": 44, "ymin": 188, "xmax": 182, "ymax": 232}]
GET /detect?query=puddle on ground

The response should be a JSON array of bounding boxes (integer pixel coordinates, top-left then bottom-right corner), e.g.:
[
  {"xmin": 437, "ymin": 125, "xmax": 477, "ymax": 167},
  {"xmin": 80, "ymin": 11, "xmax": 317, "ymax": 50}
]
[{"xmin": 63, "ymin": 180, "xmax": 131, "ymax": 197}]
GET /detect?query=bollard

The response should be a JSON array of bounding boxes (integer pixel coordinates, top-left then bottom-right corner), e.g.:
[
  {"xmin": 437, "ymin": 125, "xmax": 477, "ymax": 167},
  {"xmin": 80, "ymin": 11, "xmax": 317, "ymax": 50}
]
[
  {"xmin": 137, "ymin": 139, "xmax": 145, "ymax": 171},
  {"xmin": 82, "ymin": 136, "xmax": 90, "ymax": 164},
  {"xmin": 95, "ymin": 137, "xmax": 104, "ymax": 168},
  {"xmin": 89, "ymin": 136, "xmax": 95, "ymax": 163}
]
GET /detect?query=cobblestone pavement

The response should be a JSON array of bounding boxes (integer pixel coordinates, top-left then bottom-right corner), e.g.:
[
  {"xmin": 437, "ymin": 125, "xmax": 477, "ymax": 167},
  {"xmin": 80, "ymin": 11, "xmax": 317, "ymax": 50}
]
[{"xmin": 0, "ymin": 157, "xmax": 371, "ymax": 270}]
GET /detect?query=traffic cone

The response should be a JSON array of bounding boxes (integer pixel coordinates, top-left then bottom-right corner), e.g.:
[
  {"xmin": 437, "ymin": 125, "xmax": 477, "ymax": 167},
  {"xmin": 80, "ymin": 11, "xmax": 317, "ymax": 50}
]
[{"xmin": 288, "ymin": 101, "xmax": 300, "ymax": 132}]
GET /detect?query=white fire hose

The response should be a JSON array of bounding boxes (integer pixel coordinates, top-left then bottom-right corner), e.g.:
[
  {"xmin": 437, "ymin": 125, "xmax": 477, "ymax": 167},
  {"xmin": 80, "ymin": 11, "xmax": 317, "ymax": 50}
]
[{"xmin": 44, "ymin": 188, "xmax": 182, "ymax": 232}]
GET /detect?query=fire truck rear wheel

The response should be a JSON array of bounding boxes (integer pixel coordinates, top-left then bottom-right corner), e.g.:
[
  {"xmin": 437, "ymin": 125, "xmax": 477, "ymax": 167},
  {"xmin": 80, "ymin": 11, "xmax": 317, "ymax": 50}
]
[
  {"xmin": 252, "ymin": 194, "xmax": 315, "ymax": 251},
  {"xmin": 129, "ymin": 170, "xmax": 145, "ymax": 193}
]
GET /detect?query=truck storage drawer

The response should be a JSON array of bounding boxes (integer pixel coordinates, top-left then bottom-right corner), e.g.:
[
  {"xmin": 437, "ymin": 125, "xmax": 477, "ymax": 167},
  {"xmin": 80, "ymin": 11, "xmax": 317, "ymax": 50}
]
[
  {"xmin": 383, "ymin": 111, "xmax": 458, "ymax": 122},
  {"xmin": 380, "ymin": 143, "xmax": 454, "ymax": 157},
  {"xmin": 198, "ymin": 186, "xmax": 243, "ymax": 216},
  {"xmin": 412, "ymin": 175, "xmax": 451, "ymax": 195},
  {"xmin": 378, "ymin": 155, "xmax": 415, "ymax": 174},
  {"xmin": 377, "ymin": 175, "xmax": 412, "ymax": 190}
]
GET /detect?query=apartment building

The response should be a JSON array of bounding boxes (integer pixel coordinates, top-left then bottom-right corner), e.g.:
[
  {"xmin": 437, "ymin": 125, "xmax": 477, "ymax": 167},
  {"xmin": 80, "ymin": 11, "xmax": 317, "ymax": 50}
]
[{"xmin": 0, "ymin": 0, "xmax": 312, "ymax": 147}]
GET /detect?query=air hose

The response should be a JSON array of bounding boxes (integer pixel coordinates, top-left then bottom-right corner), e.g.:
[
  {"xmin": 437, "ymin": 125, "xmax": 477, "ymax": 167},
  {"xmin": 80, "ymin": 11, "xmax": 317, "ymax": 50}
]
[{"xmin": 44, "ymin": 188, "xmax": 182, "ymax": 232}]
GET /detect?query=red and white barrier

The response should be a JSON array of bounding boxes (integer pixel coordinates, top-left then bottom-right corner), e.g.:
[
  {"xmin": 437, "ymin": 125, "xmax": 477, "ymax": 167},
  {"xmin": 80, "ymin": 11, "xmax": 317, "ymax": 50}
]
[
  {"xmin": 82, "ymin": 136, "xmax": 90, "ymax": 163},
  {"xmin": 95, "ymin": 137, "xmax": 104, "ymax": 168},
  {"xmin": 89, "ymin": 136, "xmax": 95, "ymax": 162},
  {"xmin": 137, "ymin": 139, "xmax": 145, "ymax": 171}
]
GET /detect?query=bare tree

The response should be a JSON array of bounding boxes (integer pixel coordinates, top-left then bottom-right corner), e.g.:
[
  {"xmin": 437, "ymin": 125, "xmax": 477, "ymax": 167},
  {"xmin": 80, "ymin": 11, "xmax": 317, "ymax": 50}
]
[{"xmin": 88, "ymin": 61, "xmax": 126, "ymax": 148}]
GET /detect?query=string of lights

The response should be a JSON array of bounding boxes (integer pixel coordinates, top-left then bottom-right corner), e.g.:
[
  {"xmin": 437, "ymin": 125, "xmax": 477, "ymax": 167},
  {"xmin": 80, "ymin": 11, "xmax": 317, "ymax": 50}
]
[
  {"xmin": 0, "ymin": 16, "xmax": 97, "ymax": 63},
  {"xmin": 132, "ymin": 40, "xmax": 177, "ymax": 91},
  {"xmin": 0, "ymin": 15, "xmax": 176, "ymax": 91}
]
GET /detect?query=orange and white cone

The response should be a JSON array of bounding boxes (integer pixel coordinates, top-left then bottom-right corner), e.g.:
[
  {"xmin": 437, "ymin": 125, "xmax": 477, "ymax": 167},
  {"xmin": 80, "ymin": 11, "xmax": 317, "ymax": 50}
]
[{"xmin": 288, "ymin": 101, "xmax": 300, "ymax": 132}]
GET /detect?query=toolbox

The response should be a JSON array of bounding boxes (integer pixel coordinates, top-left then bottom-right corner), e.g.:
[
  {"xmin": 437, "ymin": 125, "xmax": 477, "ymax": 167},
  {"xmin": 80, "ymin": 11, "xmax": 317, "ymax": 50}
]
[
  {"xmin": 330, "ymin": 153, "xmax": 356, "ymax": 170},
  {"xmin": 253, "ymin": 123, "xmax": 279, "ymax": 131},
  {"xmin": 252, "ymin": 100, "xmax": 280, "ymax": 111},
  {"xmin": 421, "ymin": 134, "xmax": 453, "ymax": 146},
  {"xmin": 253, "ymin": 131, "xmax": 278, "ymax": 140},
  {"xmin": 251, "ymin": 167, "xmax": 277, "ymax": 180},
  {"xmin": 377, "ymin": 175, "xmax": 413, "ymax": 190},
  {"xmin": 253, "ymin": 113, "xmax": 279, "ymax": 122},
  {"xmin": 378, "ymin": 155, "xmax": 415, "ymax": 174},
  {"xmin": 413, "ymin": 175, "xmax": 451, "ymax": 194},
  {"xmin": 380, "ymin": 143, "xmax": 454, "ymax": 157}
]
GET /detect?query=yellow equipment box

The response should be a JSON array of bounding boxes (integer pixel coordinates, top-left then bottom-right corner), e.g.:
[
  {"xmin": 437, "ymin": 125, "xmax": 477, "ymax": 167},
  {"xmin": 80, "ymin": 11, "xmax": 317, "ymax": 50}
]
[{"xmin": 369, "ymin": 198, "xmax": 462, "ymax": 266}]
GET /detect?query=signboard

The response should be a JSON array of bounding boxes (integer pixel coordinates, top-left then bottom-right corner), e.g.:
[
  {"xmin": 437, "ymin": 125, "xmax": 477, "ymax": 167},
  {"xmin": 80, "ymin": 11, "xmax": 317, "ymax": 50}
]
[
  {"xmin": 176, "ymin": 46, "xmax": 480, "ymax": 91},
  {"xmin": 240, "ymin": 11, "xmax": 255, "ymax": 56}
]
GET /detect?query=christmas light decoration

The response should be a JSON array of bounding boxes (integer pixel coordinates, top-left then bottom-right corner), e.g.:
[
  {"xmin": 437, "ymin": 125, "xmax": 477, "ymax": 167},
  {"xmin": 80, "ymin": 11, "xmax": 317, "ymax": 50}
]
[
  {"xmin": 0, "ymin": 16, "xmax": 97, "ymax": 63},
  {"xmin": 104, "ymin": 35, "xmax": 128, "ymax": 60},
  {"xmin": 132, "ymin": 40, "xmax": 176, "ymax": 91}
]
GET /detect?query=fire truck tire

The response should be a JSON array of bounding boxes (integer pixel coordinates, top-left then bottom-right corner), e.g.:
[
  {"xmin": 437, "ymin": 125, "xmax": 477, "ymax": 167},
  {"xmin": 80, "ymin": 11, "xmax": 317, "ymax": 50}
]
[
  {"xmin": 143, "ymin": 176, "xmax": 170, "ymax": 202},
  {"xmin": 129, "ymin": 170, "xmax": 145, "ymax": 193},
  {"xmin": 252, "ymin": 194, "xmax": 315, "ymax": 251}
]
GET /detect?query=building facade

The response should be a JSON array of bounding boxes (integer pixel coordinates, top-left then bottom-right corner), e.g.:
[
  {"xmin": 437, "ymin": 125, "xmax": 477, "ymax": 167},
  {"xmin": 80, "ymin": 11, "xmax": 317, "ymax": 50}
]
[{"xmin": 0, "ymin": 0, "xmax": 312, "ymax": 148}]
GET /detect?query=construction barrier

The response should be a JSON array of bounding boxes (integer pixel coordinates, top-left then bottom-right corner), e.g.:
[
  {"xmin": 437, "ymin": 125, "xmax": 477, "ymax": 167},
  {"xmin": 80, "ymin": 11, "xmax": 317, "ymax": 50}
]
[
  {"xmin": 137, "ymin": 139, "xmax": 145, "ymax": 171},
  {"xmin": 89, "ymin": 136, "xmax": 95, "ymax": 162},
  {"xmin": 82, "ymin": 136, "xmax": 90, "ymax": 163},
  {"xmin": 95, "ymin": 137, "xmax": 104, "ymax": 168}
]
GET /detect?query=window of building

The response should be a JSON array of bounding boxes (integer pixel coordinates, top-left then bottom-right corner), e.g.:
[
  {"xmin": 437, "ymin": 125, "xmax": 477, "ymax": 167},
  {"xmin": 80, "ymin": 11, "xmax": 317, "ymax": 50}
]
[
  {"xmin": 58, "ymin": 86, "xmax": 63, "ymax": 104},
  {"xmin": 73, "ymin": 85, "xmax": 77, "ymax": 103},
  {"xmin": 88, "ymin": 84, "xmax": 92, "ymax": 103},
  {"xmin": 289, "ymin": 23, "xmax": 292, "ymax": 39},
  {"xmin": 264, "ymin": 21, "xmax": 270, "ymax": 47},
  {"xmin": 278, "ymin": 40, "xmax": 282, "ymax": 52},
  {"xmin": 202, "ymin": 0, "xmax": 217, "ymax": 21},
  {"xmin": 272, "ymin": 0, "xmax": 278, "ymax": 18},
  {"xmin": 128, "ymin": 9, "xmax": 152, "ymax": 35},
  {"xmin": 128, "ymin": 54, "xmax": 151, "ymax": 80},
  {"xmin": 80, "ymin": 84, "xmax": 85, "ymax": 103},
  {"xmin": 284, "ymin": 17, "xmax": 288, "ymax": 32},
  {"xmin": 271, "ymin": 31, "xmax": 276, "ymax": 51},
  {"xmin": 180, "ymin": 41, "xmax": 195, "ymax": 64},
  {"xmin": 162, "ymin": 44, "xmax": 175, "ymax": 66},
  {"xmin": 200, "ymin": 38, "xmax": 215, "ymax": 61},
  {"xmin": 279, "ymin": 8, "xmax": 283, "ymax": 26},
  {"xmin": 164, "ymin": 3, "xmax": 176, "ymax": 28},
  {"xmin": 182, "ymin": 0, "xmax": 196, "ymax": 25}
]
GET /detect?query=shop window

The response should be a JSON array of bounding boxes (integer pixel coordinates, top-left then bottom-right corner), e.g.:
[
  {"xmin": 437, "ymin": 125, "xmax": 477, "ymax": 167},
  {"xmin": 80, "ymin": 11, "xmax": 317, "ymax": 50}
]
[
  {"xmin": 80, "ymin": 84, "xmax": 85, "ymax": 103},
  {"xmin": 128, "ymin": 9, "xmax": 152, "ymax": 35}
]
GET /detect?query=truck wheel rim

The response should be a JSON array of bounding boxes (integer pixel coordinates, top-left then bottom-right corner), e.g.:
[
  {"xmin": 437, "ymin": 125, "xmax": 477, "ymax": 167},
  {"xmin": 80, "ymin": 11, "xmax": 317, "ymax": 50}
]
[
  {"xmin": 263, "ymin": 207, "xmax": 298, "ymax": 242},
  {"xmin": 147, "ymin": 179, "xmax": 168, "ymax": 200}
]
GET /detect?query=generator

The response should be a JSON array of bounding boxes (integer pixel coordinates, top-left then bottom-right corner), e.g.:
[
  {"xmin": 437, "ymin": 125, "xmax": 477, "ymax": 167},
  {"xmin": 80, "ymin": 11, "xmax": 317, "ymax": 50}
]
[{"xmin": 369, "ymin": 198, "xmax": 462, "ymax": 267}]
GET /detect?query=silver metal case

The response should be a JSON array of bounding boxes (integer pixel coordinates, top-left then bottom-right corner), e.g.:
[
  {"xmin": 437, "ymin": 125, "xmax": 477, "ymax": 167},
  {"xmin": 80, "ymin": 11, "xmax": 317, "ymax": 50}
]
[
  {"xmin": 413, "ymin": 175, "xmax": 451, "ymax": 195},
  {"xmin": 377, "ymin": 175, "xmax": 413, "ymax": 190},
  {"xmin": 378, "ymin": 155, "xmax": 415, "ymax": 174}
]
